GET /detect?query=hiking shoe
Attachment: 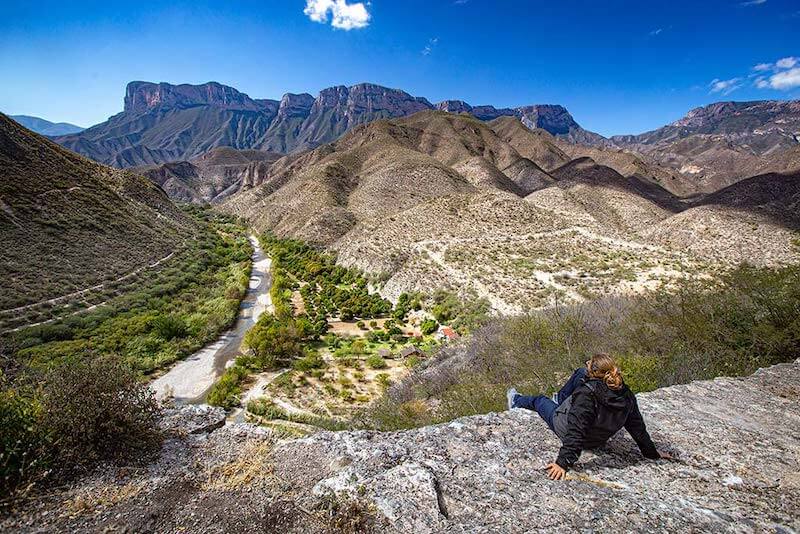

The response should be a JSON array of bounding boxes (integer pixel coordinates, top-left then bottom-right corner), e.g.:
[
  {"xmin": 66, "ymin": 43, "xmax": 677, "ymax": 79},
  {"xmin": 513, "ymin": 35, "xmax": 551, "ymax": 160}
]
[{"xmin": 506, "ymin": 388, "xmax": 519, "ymax": 410}]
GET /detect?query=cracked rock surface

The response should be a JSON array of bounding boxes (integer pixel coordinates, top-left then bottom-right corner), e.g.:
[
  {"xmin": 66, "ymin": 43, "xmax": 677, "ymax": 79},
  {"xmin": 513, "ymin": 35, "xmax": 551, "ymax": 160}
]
[
  {"xmin": 3, "ymin": 360, "xmax": 799, "ymax": 533},
  {"xmin": 274, "ymin": 359, "xmax": 800, "ymax": 532}
]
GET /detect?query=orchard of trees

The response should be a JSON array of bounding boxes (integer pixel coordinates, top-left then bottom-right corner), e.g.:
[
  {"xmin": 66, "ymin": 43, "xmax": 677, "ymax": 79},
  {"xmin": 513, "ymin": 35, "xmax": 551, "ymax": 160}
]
[{"xmin": 262, "ymin": 234, "xmax": 393, "ymax": 326}]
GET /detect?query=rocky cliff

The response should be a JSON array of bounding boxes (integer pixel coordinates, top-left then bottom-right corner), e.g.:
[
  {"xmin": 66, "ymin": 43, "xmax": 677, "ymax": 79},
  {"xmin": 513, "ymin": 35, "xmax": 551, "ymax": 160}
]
[
  {"xmin": 53, "ymin": 81, "xmax": 606, "ymax": 167},
  {"xmin": 123, "ymin": 81, "xmax": 275, "ymax": 114},
  {"xmin": 6, "ymin": 360, "xmax": 799, "ymax": 532}
]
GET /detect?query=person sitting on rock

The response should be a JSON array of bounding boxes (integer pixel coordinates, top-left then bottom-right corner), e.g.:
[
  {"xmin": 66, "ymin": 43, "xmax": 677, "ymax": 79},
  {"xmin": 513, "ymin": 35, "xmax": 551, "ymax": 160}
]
[{"xmin": 506, "ymin": 353, "xmax": 671, "ymax": 480}]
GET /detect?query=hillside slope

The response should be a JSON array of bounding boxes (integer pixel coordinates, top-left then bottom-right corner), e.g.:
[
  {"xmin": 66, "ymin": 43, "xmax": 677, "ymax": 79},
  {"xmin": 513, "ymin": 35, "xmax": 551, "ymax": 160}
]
[
  {"xmin": 0, "ymin": 113, "xmax": 194, "ymax": 311},
  {"xmin": 134, "ymin": 147, "xmax": 283, "ymax": 204},
  {"xmin": 5, "ymin": 360, "xmax": 799, "ymax": 532},
  {"xmin": 612, "ymin": 100, "xmax": 800, "ymax": 192},
  {"xmin": 223, "ymin": 111, "xmax": 733, "ymax": 313},
  {"xmin": 644, "ymin": 169, "xmax": 800, "ymax": 264},
  {"xmin": 223, "ymin": 111, "xmax": 559, "ymax": 244}
]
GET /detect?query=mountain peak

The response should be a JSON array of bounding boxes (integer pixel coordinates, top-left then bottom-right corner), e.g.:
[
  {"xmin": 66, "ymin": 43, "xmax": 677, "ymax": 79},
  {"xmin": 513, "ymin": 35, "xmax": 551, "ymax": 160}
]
[
  {"xmin": 436, "ymin": 100, "xmax": 473, "ymax": 114},
  {"xmin": 515, "ymin": 104, "xmax": 577, "ymax": 135},
  {"xmin": 124, "ymin": 81, "xmax": 263, "ymax": 113},
  {"xmin": 277, "ymin": 92, "xmax": 315, "ymax": 119}
]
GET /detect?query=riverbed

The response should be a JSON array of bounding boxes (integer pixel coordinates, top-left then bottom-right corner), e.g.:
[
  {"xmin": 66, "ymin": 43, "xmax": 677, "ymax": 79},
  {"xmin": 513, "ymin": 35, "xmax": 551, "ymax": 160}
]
[{"xmin": 150, "ymin": 235, "xmax": 272, "ymax": 403}]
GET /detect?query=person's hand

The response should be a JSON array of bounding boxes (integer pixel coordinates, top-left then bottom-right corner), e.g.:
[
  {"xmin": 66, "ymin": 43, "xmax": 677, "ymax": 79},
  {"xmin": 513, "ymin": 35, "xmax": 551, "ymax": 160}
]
[
  {"xmin": 545, "ymin": 463, "xmax": 566, "ymax": 480},
  {"xmin": 658, "ymin": 451, "xmax": 673, "ymax": 460}
]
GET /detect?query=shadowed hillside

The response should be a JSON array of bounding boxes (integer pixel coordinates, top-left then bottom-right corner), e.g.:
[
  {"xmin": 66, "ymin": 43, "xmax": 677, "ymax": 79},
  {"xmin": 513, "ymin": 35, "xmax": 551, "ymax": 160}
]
[{"xmin": 0, "ymin": 114, "xmax": 195, "ymax": 311}]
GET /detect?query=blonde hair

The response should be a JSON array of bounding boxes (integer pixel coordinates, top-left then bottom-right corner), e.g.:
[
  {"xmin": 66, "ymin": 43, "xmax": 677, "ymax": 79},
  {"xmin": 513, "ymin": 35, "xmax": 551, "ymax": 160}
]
[{"xmin": 588, "ymin": 353, "xmax": 623, "ymax": 390}]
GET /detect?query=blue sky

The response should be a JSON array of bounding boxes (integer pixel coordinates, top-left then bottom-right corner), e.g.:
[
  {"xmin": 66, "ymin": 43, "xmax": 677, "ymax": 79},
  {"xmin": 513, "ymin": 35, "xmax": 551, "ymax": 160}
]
[{"xmin": 1, "ymin": 0, "xmax": 798, "ymax": 136}]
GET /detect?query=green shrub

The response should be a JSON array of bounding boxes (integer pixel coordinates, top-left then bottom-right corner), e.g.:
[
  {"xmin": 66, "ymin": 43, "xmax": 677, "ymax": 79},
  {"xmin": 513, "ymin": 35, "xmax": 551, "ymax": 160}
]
[
  {"xmin": 243, "ymin": 314, "xmax": 305, "ymax": 369},
  {"xmin": 246, "ymin": 398, "xmax": 285, "ymax": 419},
  {"xmin": 617, "ymin": 353, "xmax": 662, "ymax": 393},
  {"xmin": 404, "ymin": 355, "xmax": 420, "ymax": 369},
  {"xmin": 41, "ymin": 357, "xmax": 162, "ymax": 467},
  {"xmin": 421, "ymin": 319, "xmax": 439, "ymax": 336},
  {"xmin": 366, "ymin": 355, "xmax": 388, "ymax": 370},
  {"xmin": 376, "ymin": 373, "xmax": 392, "ymax": 389},
  {"xmin": 293, "ymin": 352, "xmax": 326, "ymax": 372},
  {"xmin": 431, "ymin": 290, "xmax": 490, "ymax": 334},
  {"xmin": 0, "ymin": 380, "xmax": 46, "ymax": 495},
  {"xmin": 207, "ymin": 365, "xmax": 249, "ymax": 409},
  {"xmin": 151, "ymin": 314, "xmax": 188, "ymax": 340}
]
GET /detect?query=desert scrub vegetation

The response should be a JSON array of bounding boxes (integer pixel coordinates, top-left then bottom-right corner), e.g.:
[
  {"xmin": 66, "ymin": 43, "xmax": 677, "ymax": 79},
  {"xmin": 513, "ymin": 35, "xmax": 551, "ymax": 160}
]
[
  {"xmin": 0, "ymin": 356, "xmax": 161, "ymax": 500},
  {"xmin": 366, "ymin": 262, "xmax": 800, "ymax": 430},
  {"xmin": 8, "ymin": 207, "xmax": 251, "ymax": 374},
  {"xmin": 246, "ymin": 398, "xmax": 346, "ymax": 430},
  {"xmin": 430, "ymin": 289, "xmax": 490, "ymax": 334}
]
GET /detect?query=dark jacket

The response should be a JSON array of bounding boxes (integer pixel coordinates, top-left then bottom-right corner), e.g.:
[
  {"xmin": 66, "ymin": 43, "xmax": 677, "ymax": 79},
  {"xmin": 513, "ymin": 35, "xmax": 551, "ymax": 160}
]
[{"xmin": 553, "ymin": 378, "xmax": 659, "ymax": 470}]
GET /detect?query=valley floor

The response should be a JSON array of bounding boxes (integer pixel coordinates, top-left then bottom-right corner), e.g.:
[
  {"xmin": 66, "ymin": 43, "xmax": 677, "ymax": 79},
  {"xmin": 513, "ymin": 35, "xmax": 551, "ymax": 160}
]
[{"xmin": 150, "ymin": 235, "xmax": 273, "ymax": 403}]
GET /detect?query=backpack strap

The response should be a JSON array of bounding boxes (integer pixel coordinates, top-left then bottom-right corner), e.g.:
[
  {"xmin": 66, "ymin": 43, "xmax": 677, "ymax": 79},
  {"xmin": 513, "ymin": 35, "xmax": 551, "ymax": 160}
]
[{"xmin": 582, "ymin": 380, "xmax": 600, "ymax": 411}]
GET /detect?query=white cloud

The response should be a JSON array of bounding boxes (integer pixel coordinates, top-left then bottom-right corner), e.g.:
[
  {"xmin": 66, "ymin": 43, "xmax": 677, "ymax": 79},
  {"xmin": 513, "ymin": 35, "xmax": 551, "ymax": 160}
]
[
  {"xmin": 422, "ymin": 37, "xmax": 439, "ymax": 56},
  {"xmin": 767, "ymin": 68, "xmax": 800, "ymax": 90},
  {"xmin": 740, "ymin": 0, "xmax": 767, "ymax": 5},
  {"xmin": 709, "ymin": 77, "xmax": 742, "ymax": 95},
  {"xmin": 746, "ymin": 56, "xmax": 800, "ymax": 90},
  {"xmin": 304, "ymin": 0, "xmax": 371, "ymax": 30},
  {"xmin": 776, "ymin": 56, "xmax": 798, "ymax": 69},
  {"xmin": 649, "ymin": 28, "xmax": 663, "ymax": 36}
]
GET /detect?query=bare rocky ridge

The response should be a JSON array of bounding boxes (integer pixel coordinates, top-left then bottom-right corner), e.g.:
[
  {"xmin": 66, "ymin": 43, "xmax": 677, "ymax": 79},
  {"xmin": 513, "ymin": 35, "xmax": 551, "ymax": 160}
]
[
  {"xmin": 5, "ymin": 360, "xmax": 799, "ymax": 532},
  {"xmin": 612, "ymin": 100, "xmax": 800, "ymax": 192},
  {"xmin": 134, "ymin": 147, "xmax": 283, "ymax": 204}
]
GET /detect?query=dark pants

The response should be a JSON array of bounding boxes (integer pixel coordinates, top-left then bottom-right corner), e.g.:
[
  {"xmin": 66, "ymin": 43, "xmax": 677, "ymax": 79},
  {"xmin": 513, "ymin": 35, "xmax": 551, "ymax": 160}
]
[{"xmin": 513, "ymin": 367, "xmax": 588, "ymax": 431}]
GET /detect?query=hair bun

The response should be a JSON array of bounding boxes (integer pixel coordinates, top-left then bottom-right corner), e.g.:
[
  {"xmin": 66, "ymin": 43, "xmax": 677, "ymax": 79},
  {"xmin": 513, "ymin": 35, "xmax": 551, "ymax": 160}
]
[{"xmin": 604, "ymin": 367, "xmax": 623, "ymax": 390}]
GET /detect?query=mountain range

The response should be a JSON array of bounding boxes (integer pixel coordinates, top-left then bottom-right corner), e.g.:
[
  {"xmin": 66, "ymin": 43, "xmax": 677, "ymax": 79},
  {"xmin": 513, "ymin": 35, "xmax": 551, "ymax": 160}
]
[
  {"xmin": 53, "ymin": 81, "xmax": 606, "ymax": 168},
  {"xmin": 10, "ymin": 115, "xmax": 85, "ymax": 136},
  {"xmin": 48, "ymin": 81, "xmax": 800, "ymax": 203},
  {"xmin": 612, "ymin": 100, "xmax": 800, "ymax": 192}
]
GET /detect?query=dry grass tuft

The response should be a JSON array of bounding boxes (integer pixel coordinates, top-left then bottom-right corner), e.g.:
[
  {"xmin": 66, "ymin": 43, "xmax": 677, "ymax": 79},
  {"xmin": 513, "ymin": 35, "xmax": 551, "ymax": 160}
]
[
  {"xmin": 202, "ymin": 441, "xmax": 276, "ymax": 491},
  {"xmin": 62, "ymin": 480, "xmax": 147, "ymax": 516}
]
